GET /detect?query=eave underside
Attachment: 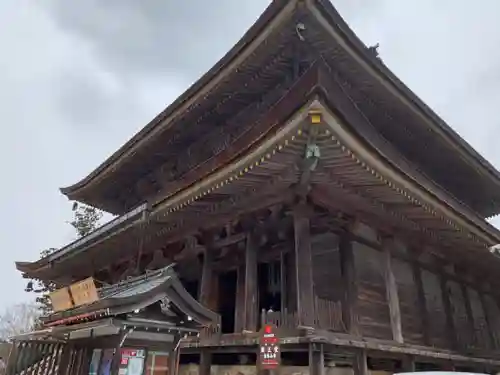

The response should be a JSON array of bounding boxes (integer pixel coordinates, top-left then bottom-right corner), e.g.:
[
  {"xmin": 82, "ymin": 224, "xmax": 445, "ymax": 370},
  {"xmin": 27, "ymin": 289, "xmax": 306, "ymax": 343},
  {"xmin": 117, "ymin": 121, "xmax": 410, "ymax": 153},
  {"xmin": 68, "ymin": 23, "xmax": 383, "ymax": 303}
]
[
  {"xmin": 59, "ymin": 0, "xmax": 500, "ymax": 217},
  {"xmin": 20, "ymin": 102, "xmax": 500, "ymax": 285}
]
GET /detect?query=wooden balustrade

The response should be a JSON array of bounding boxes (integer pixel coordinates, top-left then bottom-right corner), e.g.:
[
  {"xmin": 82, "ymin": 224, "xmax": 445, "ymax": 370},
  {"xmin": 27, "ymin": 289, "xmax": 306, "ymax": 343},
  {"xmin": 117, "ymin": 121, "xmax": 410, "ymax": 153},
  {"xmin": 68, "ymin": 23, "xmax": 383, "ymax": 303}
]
[
  {"xmin": 260, "ymin": 308, "xmax": 298, "ymax": 330},
  {"xmin": 259, "ymin": 297, "xmax": 346, "ymax": 333}
]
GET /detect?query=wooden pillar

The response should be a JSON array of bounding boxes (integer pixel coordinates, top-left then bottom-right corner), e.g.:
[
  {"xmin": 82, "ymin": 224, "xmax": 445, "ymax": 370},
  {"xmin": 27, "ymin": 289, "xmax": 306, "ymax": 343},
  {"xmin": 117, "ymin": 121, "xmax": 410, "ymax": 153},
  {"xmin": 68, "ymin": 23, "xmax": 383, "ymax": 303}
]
[
  {"xmin": 293, "ymin": 203, "xmax": 315, "ymax": 328},
  {"xmin": 199, "ymin": 246, "xmax": 216, "ymax": 310},
  {"xmin": 401, "ymin": 355, "xmax": 416, "ymax": 372},
  {"xmin": 353, "ymin": 350, "xmax": 368, "ymax": 375},
  {"xmin": 285, "ymin": 248, "xmax": 297, "ymax": 314},
  {"xmin": 5, "ymin": 342, "xmax": 21, "ymax": 375},
  {"xmin": 57, "ymin": 344, "xmax": 73, "ymax": 375},
  {"xmin": 382, "ymin": 237, "xmax": 403, "ymax": 343},
  {"xmin": 309, "ymin": 343, "xmax": 325, "ymax": 375},
  {"xmin": 280, "ymin": 251, "xmax": 287, "ymax": 315},
  {"xmin": 411, "ymin": 255, "xmax": 430, "ymax": 345},
  {"xmin": 339, "ymin": 230, "xmax": 359, "ymax": 335},
  {"xmin": 439, "ymin": 272, "xmax": 458, "ymax": 350},
  {"xmin": 244, "ymin": 232, "xmax": 258, "ymax": 332},
  {"xmin": 199, "ymin": 349, "xmax": 212, "ymax": 375},
  {"xmin": 234, "ymin": 263, "xmax": 246, "ymax": 332},
  {"xmin": 169, "ymin": 347, "xmax": 181, "ymax": 375}
]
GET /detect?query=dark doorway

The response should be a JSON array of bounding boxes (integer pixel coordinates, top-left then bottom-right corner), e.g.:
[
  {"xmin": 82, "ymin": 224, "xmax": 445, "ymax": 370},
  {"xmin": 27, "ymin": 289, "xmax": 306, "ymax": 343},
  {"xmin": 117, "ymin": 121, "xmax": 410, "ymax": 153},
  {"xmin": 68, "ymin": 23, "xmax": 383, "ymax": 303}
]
[
  {"xmin": 218, "ymin": 270, "xmax": 237, "ymax": 333},
  {"xmin": 258, "ymin": 261, "xmax": 282, "ymax": 314}
]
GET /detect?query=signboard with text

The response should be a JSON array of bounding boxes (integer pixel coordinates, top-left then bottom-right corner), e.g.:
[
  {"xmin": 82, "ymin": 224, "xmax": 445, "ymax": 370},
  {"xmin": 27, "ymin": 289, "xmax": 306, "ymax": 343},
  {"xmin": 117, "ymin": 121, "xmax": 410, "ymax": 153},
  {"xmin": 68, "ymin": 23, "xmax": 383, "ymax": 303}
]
[
  {"xmin": 48, "ymin": 287, "xmax": 74, "ymax": 312},
  {"xmin": 69, "ymin": 277, "xmax": 99, "ymax": 307},
  {"xmin": 258, "ymin": 324, "xmax": 281, "ymax": 370}
]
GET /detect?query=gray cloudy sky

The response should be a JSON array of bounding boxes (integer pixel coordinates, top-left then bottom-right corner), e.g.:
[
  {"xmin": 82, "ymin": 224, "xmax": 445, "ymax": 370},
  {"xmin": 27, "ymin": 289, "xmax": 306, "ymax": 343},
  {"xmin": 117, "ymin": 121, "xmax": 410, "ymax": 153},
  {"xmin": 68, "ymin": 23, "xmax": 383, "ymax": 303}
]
[{"xmin": 1, "ymin": 0, "xmax": 500, "ymax": 308}]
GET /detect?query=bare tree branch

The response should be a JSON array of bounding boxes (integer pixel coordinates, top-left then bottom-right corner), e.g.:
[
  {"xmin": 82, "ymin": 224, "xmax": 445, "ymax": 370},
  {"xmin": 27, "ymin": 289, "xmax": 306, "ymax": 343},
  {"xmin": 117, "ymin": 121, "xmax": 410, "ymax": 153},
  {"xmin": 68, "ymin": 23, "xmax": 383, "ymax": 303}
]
[{"xmin": 0, "ymin": 302, "xmax": 40, "ymax": 341}]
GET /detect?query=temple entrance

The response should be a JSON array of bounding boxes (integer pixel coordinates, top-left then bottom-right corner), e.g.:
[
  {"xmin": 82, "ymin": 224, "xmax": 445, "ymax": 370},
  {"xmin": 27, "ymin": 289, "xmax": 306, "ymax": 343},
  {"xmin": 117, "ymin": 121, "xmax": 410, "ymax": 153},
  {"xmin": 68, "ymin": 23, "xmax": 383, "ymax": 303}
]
[
  {"xmin": 218, "ymin": 270, "xmax": 237, "ymax": 333},
  {"xmin": 258, "ymin": 261, "xmax": 282, "ymax": 314}
]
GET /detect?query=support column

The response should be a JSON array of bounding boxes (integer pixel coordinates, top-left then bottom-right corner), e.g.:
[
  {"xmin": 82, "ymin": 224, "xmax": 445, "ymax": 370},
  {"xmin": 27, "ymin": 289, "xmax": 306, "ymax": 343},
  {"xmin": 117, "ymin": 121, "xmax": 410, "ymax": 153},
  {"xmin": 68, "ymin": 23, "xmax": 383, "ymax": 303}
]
[
  {"xmin": 199, "ymin": 246, "xmax": 217, "ymax": 312},
  {"xmin": 199, "ymin": 349, "xmax": 212, "ymax": 375},
  {"xmin": 5, "ymin": 341, "xmax": 20, "ymax": 375},
  {"xmin": 309, "ymin": 343, "xmax": 325, "ymax": 375},
  {"xmin": 285, "ymin": 247, "xmax": 297, "ymax": 314},
  {"xmin": 353, "ymin": 350, "xmax": 368, "ymax": 375},
  {"xmin": 382, "ymin": 237, "xmax": 403, "ymax": 343},
  {"xmin": 244, "ymin": 232, "xmax": 258, "ymax": 332},
  {"xmin": 339, "ymin": 230, "xmax": 359, "ymax": 335},
  {"xmin": 401, "ymin": 355, "xmax": 416, "ymax": 372},
  {"xmin": 293, "ymin": 203, "xmax": 315, "ymax": 328},
  {"xmin": 57, "ymin": 344, "xmax": 73, "ymax": 375},
  {"xmin": 234, "ymin": 263, "xmax": 246, "ymax": 332}
]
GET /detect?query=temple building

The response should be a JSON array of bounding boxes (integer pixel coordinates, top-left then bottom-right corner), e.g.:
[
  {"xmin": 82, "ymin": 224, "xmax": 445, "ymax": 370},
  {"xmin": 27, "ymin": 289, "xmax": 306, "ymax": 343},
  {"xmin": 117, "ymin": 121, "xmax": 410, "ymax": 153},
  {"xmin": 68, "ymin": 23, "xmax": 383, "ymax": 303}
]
[{"xmin": 12, "ymin": 0, "xmax": 500, "ymax": 374}]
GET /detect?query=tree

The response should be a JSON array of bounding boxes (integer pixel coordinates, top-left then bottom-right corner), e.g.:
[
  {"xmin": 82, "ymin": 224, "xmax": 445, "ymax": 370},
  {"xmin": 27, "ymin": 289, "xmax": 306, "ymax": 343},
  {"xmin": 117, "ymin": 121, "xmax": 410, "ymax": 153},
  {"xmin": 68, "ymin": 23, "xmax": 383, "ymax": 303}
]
[
  {"xmin": 24, "ymin": 248, "xmax": 57, "ymax": 317},
  {"xmin": 69, "ymin": 202, "xmax": 103, "ymax": 238},
  {"xmin": 24, "ymin": 202, "xmax": 103, "ymax": 317},
  {"xmin": 0, "ymin": 302, "xmax": 40, "ymax": 340}
]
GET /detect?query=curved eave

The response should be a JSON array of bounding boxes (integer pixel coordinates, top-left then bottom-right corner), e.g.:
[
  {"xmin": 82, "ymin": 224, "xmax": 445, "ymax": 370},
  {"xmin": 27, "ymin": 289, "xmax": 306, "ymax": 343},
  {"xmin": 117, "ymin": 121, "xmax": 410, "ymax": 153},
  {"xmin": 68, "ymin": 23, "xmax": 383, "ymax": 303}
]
[
  {"xmin": 59, "ymin": 0, "xmax": 500, "ymax": 218},
  {"xmin": 20, "ymin": 99, "xmax": 500, "ymax": 281},
  {"xmin": 311, "ymin": 0, "xmax": 500, "ymax": 211},
  {"xmin": 315, "ymin": 99, "xmax": 500, "ymax": 247},
  {"xmin": 59, "ymin": 0, "xmax": 295, "ymax": 200},
  {"xmin": 16, "ymin": 102, "xmax": 311, "ymax": 281},
  {"xmin": 15, "ymin": 203, "xmax": 147, "ymax": 274}
]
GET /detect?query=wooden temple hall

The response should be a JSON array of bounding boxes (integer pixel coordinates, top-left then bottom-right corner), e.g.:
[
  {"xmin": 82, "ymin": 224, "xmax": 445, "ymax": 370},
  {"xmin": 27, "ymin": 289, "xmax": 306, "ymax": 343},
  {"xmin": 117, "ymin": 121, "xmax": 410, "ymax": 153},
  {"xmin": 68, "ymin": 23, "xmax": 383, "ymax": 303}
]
[{"xmin": 11, "ymin": 0, "xmax": 500, "ymax": 374}]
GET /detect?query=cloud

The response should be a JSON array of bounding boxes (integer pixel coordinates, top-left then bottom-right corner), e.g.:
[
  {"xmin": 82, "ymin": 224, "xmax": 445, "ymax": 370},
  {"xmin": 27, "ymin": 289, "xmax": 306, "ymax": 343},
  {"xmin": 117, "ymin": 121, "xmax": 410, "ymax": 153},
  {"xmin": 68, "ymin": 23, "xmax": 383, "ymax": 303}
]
[
  {"xmin": 2, "ymin": 0, "xmax": 500, "ymax": 310},
  {"xmin": 40, "ymin": 0, "xmax": 271, "ymax": 80}
]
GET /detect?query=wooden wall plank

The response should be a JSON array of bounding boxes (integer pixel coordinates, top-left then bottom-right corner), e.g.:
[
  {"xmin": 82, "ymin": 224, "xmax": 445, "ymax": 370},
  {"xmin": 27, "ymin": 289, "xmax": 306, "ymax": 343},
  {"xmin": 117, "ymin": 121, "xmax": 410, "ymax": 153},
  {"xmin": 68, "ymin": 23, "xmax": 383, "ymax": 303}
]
[
  {"xmin": 448, "ymin": 279, "xmax": 470, "ymax": 349},
  {"xmin": 311, "ymin": 232, "xmax": 342, "ymax": 301},
  {"xmin": 411, "ymin": 258, "xmax": 430, "ymax": 345},
  {"xmin": 393, "ymin": 257, "xmax": 424, "ymax": 345},
  {"xmin": 353, "ymin": 242, "xmax": 392, "ymax": 340},
  {"xmin": 421, "ymin": 269, "xmax": 448, "ymax": 348},
  {"xmin": 382, "ymin": 238, "xmax": 403, "ymax": 343},
  {"xmin": 468, "ymin": 287, "xmax": 490, "ymax": 350},
  {"xmin": 483, "ymin": 295, "xmax": 500, "ymax": 349},
  {"xmin": 440, "ymin": 275, "xmax": 458, "ymax": 350},
  {"xmin": 461, "ymin": 284, "xmax": 476, "ymax": 349},
  {"xmin": 339, "ymin": 232, "xmax": 359, "ymax": 335}
]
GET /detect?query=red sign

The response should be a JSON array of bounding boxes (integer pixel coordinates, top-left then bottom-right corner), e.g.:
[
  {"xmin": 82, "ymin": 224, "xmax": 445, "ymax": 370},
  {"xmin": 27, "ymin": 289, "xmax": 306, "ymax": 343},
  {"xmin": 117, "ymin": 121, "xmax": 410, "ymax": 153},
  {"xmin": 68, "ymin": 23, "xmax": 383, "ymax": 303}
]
[{"xmin": 258, "ymin": 324, "xmax": 281, "ymax": 369}]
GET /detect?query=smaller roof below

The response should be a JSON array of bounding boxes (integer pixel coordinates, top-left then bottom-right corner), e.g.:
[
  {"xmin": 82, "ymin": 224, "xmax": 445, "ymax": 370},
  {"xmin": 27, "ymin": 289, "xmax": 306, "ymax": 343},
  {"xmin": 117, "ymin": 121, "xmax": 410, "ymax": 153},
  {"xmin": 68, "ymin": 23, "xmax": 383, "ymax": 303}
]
[{"xmin": 44, "ymin": 265, "xmax": 219, "ymax": 329}]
